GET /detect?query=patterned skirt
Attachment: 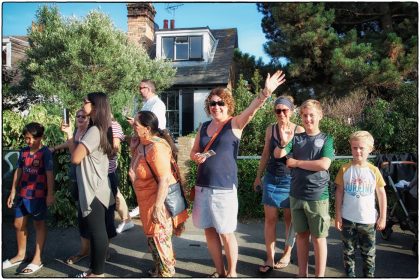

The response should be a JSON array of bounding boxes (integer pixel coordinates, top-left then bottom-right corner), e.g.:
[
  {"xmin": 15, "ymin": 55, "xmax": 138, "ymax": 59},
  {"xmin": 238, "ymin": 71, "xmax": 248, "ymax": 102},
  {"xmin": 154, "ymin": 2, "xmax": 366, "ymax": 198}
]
[{"xmin": 147, "ymin": 216, "xmax": 176, "ymax": 277}]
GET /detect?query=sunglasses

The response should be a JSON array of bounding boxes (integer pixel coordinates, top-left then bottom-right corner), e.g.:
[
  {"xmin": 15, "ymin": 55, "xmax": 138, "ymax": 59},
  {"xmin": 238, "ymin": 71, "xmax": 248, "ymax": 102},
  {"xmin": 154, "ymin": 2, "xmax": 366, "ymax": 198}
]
[
  {"xmin": 76, "ymin": 115, "xmax": 86, "ymax": 119},
  {"xmin": 139, "ymin": 86, "xmax": 149, "ymax": 90},
  {"xmin": 275, "ymin": 108, "xmax": 289, "ymax": 115},
  {"xmin": 209, "ymin": 101, "xmax": 225, "ymax": 107},
  {"xmin": 83, "ymin": 100, "xmax": 91, "ymax": 105}
]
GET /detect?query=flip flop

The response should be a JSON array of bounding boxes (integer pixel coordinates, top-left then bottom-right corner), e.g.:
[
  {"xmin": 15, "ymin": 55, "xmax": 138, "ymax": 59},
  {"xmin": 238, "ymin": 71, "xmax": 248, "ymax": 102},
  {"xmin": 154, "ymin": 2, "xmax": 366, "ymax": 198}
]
[
  {"xmin": 258, "ymin": 265, "xmax": 274, "ymax": 274},
  {"xmin": 274, "ymin": 260, "xmax": 290, "ymax": 269},
  {"xmin": 19, "ymin": 263, "xmax": 43, "ymax": 275},
  {"xmin": 66, "ymin": 254, "xmax": 88, "ymax": 265},
  {"xmin": 2, "ymin": 259, "xmax": 23, "ymax": 269}
]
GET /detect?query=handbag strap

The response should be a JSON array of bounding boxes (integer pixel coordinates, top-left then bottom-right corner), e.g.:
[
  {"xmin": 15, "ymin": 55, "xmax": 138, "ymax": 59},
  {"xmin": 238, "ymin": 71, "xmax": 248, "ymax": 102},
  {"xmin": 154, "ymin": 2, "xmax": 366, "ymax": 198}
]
[
  {"xmin": 143, "ymin": 145, "xmax": 158, "ymax": 183},
  {"xmin": 143, "ymin": 144, "xmax": 180, "ymax": 183},
  {"xmin": 203, "ymin": 117, "xmax": 232, "ymax": 152}
]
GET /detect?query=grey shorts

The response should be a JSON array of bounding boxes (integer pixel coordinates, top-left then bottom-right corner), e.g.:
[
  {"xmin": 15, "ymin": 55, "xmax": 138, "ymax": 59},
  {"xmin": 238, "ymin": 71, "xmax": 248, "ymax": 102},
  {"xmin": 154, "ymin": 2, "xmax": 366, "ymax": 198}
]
[{"xmin": 192, "ymin": 185, "xmax": 238, "ymax": 234}]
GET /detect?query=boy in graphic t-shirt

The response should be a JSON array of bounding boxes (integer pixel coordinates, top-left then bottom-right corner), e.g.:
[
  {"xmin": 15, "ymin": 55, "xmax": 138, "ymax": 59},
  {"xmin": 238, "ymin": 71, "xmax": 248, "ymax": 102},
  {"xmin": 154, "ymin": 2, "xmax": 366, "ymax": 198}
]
[
  {"xmin": 274, "ymin": 99, "xmax": 335, "ymax": 277},
  {"xmin": 334, "ymin": 131, "xmax": 387, "ymax": 277}
]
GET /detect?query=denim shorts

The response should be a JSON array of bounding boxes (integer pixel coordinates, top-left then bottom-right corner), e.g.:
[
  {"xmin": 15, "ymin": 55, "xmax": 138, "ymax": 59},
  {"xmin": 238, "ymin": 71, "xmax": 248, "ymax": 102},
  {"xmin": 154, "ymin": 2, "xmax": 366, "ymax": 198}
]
[
  {"xmin": 262, "ymin": 172, "xmax": 292, "ymax": 208},
  {"xmin": 15, "ymin": 197, "xmax": 47, "ymax": 221},
  {"xmin": 192, "ymin": 185, "xmax": 238, "ymax": 234}
]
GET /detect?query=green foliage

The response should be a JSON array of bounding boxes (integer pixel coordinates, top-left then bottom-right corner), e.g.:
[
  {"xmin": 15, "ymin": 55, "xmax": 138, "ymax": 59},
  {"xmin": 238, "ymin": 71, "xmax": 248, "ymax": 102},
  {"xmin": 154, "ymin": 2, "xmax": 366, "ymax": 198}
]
[
  {"xmin": 361, "ymin": 82, "xmax": 418, "ymax": 154},
  {"xmin": 233, "ymin": 73, "xmax": 276, "ymax": 155},
  {"xmin": 18, "ymin": 5, "xmax": 175, "ymax": 113},
  {"xmin": 2, "ymin": 106, "xmax": 140, "ymax": 227},
  {"xmin": 319, "ymin": 117, "xmax": 359, "ymax": 155},
  {"xmin": 258, "ymin": 2, "xmax": 418, "ymax": 100},
  {"xmin": 237, "ymin": 160, "xmax": 264, "ymax": 219},
  {"xmin": 2, "ymin": 111, "xmax": 25, "ymax": 148}
]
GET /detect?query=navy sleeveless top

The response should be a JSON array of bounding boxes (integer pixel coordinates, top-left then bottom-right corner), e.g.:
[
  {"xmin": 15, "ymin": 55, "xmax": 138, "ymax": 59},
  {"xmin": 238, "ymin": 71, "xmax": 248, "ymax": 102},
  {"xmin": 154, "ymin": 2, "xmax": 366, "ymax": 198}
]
[
  {"xmin": 266, "ymin": 124, "xmax": 299, "ymax": 177},
  {"xmin": 196, "ymin": 120, "xmax": 240, "ymax": 190}
]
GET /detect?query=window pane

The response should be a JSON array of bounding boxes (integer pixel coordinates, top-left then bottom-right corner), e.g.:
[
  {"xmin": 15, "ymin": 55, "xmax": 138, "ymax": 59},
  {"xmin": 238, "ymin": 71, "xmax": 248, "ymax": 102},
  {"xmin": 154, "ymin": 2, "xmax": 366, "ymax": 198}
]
[
  {"xmin": 175, "ymin": 36, "xmax": 188, "ymax": 60},
  {"xmin": 175, "ymin": 37, "xmax": 188, "ymax": 43},
  {"xmin": 190, "ymin": 37, "xmax": 202, "ymax": 59},
  {"xmin": 162, "ymin": 37, "xmax": 174, "ymax": 59}
]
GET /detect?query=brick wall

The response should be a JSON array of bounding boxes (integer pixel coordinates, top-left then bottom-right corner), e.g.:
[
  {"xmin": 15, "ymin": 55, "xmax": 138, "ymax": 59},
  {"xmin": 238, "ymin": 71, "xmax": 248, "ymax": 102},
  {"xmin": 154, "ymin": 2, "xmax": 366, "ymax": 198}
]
[{"xmin": 177, "ymin": 136, "xmax": 195, "ymax": 181}]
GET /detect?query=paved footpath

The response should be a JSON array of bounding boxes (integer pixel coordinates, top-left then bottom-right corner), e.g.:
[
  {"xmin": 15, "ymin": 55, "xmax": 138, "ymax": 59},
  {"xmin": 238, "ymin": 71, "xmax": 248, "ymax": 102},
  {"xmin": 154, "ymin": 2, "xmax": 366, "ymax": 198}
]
[{"xmin": 2, "ymin": 214, "xmax": 418, "ymax": 278}]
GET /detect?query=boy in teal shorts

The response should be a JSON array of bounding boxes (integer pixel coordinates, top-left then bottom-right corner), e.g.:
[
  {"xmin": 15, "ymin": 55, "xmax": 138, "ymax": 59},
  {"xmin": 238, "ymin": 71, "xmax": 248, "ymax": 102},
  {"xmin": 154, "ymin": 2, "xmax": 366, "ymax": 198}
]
[
  {"xmin": 4, "ymin": 122, "xmax": 55, "ymax": 275},
  {"xmin": 274, "ymin": 99, "xmax": 334, "ymax": 277}
]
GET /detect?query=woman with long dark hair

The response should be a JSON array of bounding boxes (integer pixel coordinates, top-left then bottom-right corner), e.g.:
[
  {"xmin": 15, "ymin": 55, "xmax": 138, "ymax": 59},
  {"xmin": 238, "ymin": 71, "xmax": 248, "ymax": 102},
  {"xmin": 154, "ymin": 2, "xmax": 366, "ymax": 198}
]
[{"xmin": 64, "ymin": 92, "xmax": 114, "ymax": 277}]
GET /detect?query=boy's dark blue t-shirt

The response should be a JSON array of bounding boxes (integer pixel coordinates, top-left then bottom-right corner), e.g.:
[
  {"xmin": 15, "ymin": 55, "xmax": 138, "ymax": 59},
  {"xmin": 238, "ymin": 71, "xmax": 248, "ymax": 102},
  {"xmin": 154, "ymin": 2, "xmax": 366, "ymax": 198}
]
[{"xmin": 285, "ymin": 132, "xmax": 334, "ymax": 200}]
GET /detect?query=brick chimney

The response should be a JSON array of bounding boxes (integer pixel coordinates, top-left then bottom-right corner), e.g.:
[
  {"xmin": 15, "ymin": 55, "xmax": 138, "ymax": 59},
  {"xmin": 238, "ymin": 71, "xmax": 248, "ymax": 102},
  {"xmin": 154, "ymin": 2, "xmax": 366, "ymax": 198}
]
[
  {"xmin": 127, "ymin": 3, "xmax": 156, "ymax": 53},
  {"xmin": 163, "ymin": 19, "xmax": 168, "ymax": 29}
]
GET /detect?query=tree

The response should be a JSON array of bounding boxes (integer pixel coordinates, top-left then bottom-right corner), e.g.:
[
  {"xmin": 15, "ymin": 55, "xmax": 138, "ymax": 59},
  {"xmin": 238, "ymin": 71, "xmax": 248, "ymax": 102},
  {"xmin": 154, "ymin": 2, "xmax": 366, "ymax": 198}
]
[
  {"xmin": 257, "ymin": 3, "xmax": 417, "ymax": 101},
  {"xmin": 16, "ymin": 5, "xmax": 176, "ymax": 113}
]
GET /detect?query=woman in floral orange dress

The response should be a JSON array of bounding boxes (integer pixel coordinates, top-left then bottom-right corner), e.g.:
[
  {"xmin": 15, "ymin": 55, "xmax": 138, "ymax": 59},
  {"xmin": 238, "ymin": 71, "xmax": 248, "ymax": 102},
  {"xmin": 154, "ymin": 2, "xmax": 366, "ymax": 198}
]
[{"xmin": 129, "ymin": 111, "xmax": 188, "ymax": 277}]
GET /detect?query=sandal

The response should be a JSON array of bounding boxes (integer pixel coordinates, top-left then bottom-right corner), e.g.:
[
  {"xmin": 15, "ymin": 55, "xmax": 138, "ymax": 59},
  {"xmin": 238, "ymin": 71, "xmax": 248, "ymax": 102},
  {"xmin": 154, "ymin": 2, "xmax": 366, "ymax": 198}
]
[
  {"xmin": 274, "ymin": 260, "xmax": 290, "ymax": 269},
  {"xmin": 208, "ymin": 272, "xmax": 226, "ymax": 278},
  {"xmin": 258, "ymin": 265, "xmax": 274, "ymax": 274},
  {"xmin": 19, "ymin": 263, "xmax": 43, "ymax": 275},
  {"xmin": 75, "ymin": 271, "xmax": 89, "ymax": 278},
  {"xmin": 66, "ymin": 254, "xmax": 88, "ymax": 265}
]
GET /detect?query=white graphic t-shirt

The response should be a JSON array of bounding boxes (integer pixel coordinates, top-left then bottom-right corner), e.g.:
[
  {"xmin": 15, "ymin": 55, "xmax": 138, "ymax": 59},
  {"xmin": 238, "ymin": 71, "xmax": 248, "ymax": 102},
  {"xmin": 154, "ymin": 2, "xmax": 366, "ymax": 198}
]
[{"xmin": 335, "ymin": 162, "xmax": 386, "ymax": 224}]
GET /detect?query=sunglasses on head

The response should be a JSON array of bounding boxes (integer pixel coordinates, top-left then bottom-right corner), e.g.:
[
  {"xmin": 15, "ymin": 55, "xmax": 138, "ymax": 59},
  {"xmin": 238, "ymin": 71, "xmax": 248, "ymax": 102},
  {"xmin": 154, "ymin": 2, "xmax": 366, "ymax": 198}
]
[
  {"xmin": 209, "ymin": 100, "xmax": 225, "ymax": 107},
  {"xmin": 275, "ymin": 108, "xmax": 289, "ymax": 115},
  {"xmin": 76, "ymin": 115, "xmax": 86, "ymax": 119}
]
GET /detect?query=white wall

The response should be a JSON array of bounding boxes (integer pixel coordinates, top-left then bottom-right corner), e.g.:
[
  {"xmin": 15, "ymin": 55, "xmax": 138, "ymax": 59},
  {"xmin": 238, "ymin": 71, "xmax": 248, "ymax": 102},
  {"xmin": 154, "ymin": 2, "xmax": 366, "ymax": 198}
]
[{"xmin": 193, "ymin": 89, "xmax": 211, "ymax": 130}]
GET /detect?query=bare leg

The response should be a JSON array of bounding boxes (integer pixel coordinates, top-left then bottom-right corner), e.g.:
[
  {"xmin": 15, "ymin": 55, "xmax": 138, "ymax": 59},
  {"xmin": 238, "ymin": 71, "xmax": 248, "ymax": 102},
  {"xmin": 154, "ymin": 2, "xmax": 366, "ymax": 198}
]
[
  {"xmin": 31, "ymin": 220, "xmax": 46, "ymax": 265},
  {"xmin": 116, "ymin": 190, "xmax": 130, "ymax": 222},
  {"xmin": 10, "ymin": 216, "xmax": 28, "ymax": 263},
  {"xmin": 220, "ymin": 232, "xmax": 238, "ymax": 277},
  {"xmin": 312, "ymin": 235, "xmax": 327, "ymax": 277},
  {"xmin": 279, "ymin": 208, "xmax": 293, "ymax": 263},
  {"xmin": 80, "ymin": 237, "xmax": 90, "ymax": 256},
  {"xmin": 262, "ymin": 205, "xmax": 278, "ymax": 268},
  {"xmin": 205, "ymin": 227, "xmax": 226, "ymax": 276},
  {"xmin": 296, "ymin": 231, "xmax": 310, "ymax": 277}
]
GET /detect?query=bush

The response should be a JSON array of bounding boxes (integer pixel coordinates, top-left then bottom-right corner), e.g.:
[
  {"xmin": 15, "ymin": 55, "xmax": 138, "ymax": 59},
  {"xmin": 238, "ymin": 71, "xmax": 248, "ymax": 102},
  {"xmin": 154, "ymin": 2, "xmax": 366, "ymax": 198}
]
[
  {"xmin": 320, "ymin": 116, "xmax": 360, "ymax": 155},
  {"xmin": 2, "ymin": 107, "xmax": 137, "ymax": 227},
  {"xmin": 2, "ymin": 107, "xmax": 78, "ymax": 227}
]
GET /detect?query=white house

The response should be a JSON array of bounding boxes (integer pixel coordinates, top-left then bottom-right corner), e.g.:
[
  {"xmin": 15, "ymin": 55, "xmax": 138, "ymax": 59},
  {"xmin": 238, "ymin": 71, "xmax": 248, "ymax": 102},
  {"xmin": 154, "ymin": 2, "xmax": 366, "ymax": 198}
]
[{"xmin": 127, "ymin": 3, "xmax": 238, "ymax": 137}]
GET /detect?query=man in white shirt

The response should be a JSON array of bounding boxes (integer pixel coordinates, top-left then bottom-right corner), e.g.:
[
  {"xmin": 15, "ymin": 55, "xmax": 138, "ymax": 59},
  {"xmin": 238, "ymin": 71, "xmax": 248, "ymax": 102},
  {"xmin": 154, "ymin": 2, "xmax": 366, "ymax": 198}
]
[
  {"xmin": 128, "ymin": 79, "xmax": 168, "ymax": 218},
  {"xmin": 139, "ymin": 79, "xmax": 167, "ymax": 130}
]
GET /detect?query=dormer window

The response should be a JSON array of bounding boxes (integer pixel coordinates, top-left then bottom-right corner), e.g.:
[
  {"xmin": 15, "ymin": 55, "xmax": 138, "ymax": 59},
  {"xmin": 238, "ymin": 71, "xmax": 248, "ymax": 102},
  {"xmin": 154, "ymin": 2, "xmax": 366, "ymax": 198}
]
[{"xmin": 161, "ymin": 35, "xmax": 203, "ymax": 61}]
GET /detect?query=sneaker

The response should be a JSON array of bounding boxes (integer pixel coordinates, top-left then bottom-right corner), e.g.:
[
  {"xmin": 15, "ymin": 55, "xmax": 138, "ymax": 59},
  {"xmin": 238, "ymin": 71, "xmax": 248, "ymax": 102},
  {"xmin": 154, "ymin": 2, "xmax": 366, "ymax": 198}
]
[
  {"xmin": 116, "ymin": 221, "xmax": 134, "ymax": 233},
  {"xmin": 129, "ymin": 206, "xmax": 140, "ymax": 218}
]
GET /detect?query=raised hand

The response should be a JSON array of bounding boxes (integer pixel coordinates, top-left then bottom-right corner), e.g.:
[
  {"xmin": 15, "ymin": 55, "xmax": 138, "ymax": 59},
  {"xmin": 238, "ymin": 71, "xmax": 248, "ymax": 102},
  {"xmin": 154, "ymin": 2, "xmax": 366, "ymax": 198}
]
[{"xmin": 264, "ymin": 70, "xmax": 286, "ymax": 96}]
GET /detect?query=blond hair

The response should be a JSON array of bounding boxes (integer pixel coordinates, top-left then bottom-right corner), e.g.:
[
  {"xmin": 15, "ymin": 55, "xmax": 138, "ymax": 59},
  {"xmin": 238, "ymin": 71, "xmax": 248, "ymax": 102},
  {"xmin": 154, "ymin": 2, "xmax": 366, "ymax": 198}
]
[
  {"xmin": 349, "ymin": 130, "xmax": 375, "ymax": 150},
  {"xmin": 299, "ymin": 99, "xmax": 323, "ymax": 115}
]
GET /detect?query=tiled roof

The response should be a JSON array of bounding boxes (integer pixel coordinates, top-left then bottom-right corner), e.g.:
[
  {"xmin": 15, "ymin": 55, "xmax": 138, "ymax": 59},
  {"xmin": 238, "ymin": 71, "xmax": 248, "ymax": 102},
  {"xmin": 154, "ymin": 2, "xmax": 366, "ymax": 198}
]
[{"xmin": 172, "ymin": 28, "xmax": 238, "ymax": 87}]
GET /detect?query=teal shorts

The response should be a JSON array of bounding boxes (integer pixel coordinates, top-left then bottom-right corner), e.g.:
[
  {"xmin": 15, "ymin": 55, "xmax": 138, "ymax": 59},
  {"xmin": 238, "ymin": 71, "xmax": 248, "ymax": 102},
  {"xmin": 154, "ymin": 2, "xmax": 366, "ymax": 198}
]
[{"xmin": 290, "ymin": 196, "xmax": 330, "ymax": 238}]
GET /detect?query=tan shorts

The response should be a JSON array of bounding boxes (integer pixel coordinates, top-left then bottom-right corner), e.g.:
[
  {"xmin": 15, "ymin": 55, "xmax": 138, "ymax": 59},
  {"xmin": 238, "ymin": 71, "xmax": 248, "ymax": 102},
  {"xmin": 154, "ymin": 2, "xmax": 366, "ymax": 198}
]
[{"xmin": 290, "ymin": 196, "xmax": 330, "ymax": 238}]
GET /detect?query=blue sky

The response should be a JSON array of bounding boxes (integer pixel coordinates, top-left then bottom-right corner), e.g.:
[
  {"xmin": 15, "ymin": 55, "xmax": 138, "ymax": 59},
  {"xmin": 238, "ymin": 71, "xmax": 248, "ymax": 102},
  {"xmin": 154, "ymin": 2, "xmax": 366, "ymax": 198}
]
[{"xmin": 2, "ymin": 2, "xmax": 271, "ymax": 63}]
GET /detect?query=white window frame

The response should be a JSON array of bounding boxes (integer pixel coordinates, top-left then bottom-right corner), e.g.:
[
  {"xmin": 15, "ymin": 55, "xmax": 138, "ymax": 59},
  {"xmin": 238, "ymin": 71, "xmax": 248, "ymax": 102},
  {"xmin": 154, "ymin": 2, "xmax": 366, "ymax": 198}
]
[
  {"xmin": 2, "ymin": 38, "xmax": 12, "ymax": 68},
  {"xmin": 161, "ymin": 35, "xmax": 203, "ymax": 61}
]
